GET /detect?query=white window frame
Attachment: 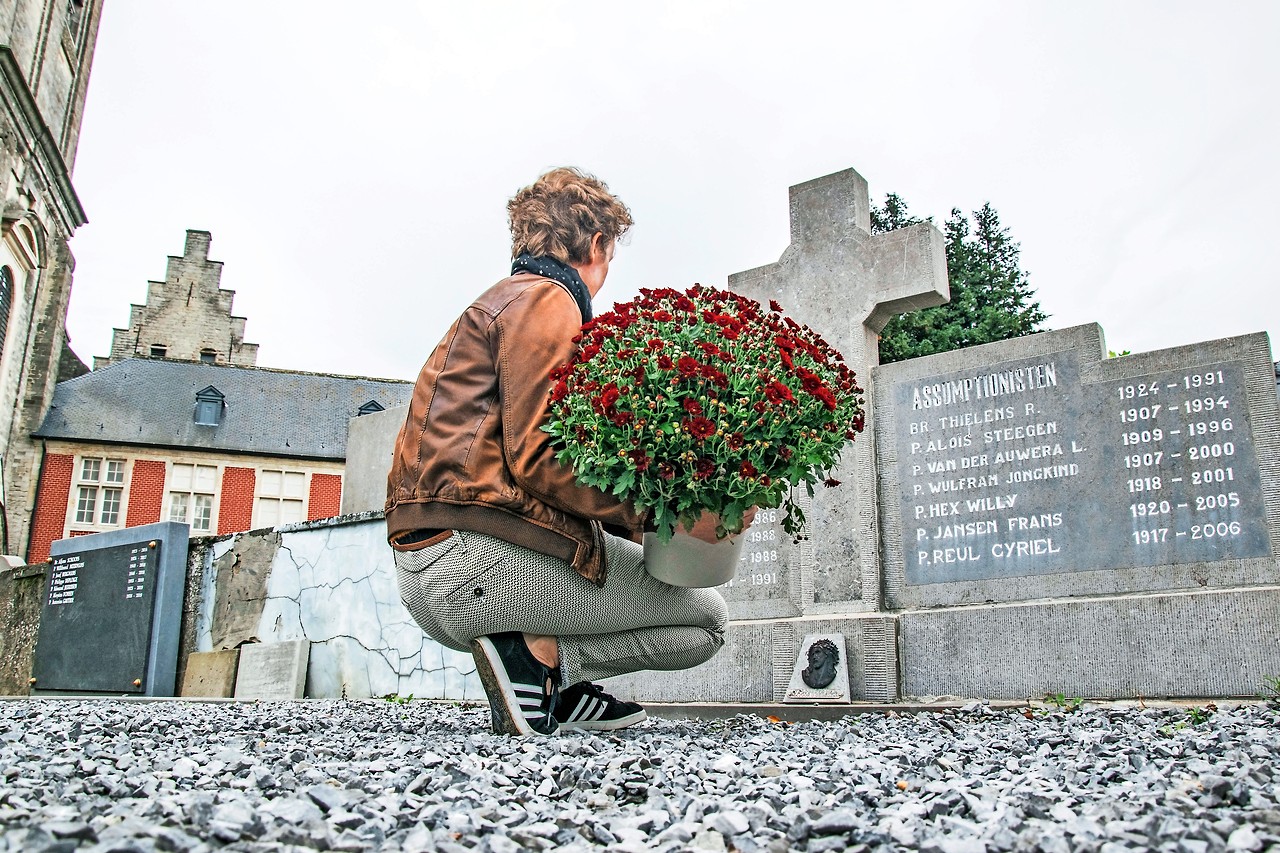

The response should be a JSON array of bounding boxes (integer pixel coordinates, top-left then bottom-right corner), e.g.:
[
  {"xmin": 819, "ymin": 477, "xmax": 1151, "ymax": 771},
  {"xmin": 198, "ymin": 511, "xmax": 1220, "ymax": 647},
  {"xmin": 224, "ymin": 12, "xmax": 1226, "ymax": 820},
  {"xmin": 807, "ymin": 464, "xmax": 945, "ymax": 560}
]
[
  {"xmin": 254, "ymin": 468, "xmax": 308, "ymax": 529},
  {"xmin": 166, "ymin": 462, "xmax": 219, "ymax": 533},
  {"xmin": 69, "ymin": 455, "xmax": 127, "ymax": 531}
]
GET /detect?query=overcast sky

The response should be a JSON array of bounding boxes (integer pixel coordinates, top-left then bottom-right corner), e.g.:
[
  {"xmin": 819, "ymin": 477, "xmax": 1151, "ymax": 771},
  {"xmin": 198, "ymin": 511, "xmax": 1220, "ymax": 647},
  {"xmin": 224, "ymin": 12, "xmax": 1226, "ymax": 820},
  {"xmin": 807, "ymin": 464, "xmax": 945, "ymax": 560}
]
[{"xmin": 64, "ymin": 2, "xmax": 1279, "ymax": 381}]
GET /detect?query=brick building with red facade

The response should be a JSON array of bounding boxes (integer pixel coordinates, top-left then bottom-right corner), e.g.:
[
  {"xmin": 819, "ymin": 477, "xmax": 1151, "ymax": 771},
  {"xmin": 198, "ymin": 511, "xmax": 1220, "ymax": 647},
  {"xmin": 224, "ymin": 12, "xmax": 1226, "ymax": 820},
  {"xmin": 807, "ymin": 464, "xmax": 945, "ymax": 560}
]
[{"xmin": 26, "ymin": 357, "xmax": 410, "ymax": 563}]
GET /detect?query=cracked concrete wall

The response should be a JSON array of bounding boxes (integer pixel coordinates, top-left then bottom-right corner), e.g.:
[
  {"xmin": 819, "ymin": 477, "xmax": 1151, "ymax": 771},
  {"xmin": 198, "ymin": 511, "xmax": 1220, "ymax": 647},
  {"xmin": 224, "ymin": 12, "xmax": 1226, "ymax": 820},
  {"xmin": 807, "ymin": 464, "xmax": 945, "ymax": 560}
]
[{"xmin": 190, "ymin": 515, "xmax": 482, "ymax": 700}]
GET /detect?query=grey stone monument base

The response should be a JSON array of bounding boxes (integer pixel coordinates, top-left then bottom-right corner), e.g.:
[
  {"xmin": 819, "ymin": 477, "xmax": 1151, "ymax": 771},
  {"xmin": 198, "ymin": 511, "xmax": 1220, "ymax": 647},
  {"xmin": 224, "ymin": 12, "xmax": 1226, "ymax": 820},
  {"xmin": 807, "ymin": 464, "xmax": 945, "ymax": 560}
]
[
  {"xmin": 899, "ymin": 585, "xmax": 1280, "ymax": 700},
  {"xmin": 601, "ymin": 615, "xmax": 898, "ymax": 704},
  {"xmin": 604, "ymin": 585, "xmax": 1280, "ymax": 704}
]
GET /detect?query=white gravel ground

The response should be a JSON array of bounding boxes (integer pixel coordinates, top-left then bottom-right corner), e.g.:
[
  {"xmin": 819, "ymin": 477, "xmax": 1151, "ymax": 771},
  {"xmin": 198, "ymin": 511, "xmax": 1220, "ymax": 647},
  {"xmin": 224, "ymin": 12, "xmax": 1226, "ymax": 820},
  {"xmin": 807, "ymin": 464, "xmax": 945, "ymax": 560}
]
[{"xmin": 0, "ymin": 698, "xmax": 1276, "ymax": 852}]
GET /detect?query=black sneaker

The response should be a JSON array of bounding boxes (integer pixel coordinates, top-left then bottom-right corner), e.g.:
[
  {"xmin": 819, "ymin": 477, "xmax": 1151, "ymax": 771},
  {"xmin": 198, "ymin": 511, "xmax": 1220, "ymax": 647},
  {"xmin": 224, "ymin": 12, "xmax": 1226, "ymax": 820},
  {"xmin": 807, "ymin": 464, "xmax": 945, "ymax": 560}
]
[
  {"xmin": 470, "ymin": 633, "xmax": 560, "ymax": 736},
  {"xmin": 555, "ymin": 681, "xmax": 647, "ymax": 731}
]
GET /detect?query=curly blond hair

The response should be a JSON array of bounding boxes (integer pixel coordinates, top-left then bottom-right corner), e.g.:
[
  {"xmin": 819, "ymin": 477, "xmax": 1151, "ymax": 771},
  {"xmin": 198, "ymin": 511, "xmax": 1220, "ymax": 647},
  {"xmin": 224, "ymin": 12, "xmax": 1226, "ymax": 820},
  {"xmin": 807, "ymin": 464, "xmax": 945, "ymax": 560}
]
[{"xmin": 508, "ymin": 167, "xmax": 633, "ymax": 264}]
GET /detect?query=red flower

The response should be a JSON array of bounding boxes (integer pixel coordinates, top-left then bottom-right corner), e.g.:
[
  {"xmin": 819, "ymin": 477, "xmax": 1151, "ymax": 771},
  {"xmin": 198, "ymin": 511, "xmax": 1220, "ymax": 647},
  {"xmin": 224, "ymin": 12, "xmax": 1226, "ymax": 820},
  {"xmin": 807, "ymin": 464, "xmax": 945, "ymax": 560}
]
[
  {"xmin": 685, "ymin": 417, "xmax": 716, "ymax": 439},
  {"xmin": 542, "ymin": 282, "xmax": 865, "ymax": 545},
  {"xmin": 824, "ymin": 478, "xmax": 841, "ymax": 487},
  {"xmin": 677, "ymin": 356, "xmax": 701, "ymax": 377},
  {"xmin": 764, "ymin": 381, "xmax": 795, "ymax": 404},
  {"xmin": 797, "ymin": 368, "xmax": 822, "ymax": 393}
]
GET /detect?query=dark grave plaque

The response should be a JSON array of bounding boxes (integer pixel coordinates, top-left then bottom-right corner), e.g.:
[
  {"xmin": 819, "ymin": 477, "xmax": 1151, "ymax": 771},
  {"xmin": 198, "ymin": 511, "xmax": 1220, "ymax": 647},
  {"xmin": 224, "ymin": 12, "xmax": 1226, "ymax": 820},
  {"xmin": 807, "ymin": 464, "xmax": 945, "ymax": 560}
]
[{"xmin": 31, "ymin": 522, "xmax": 189, "ymax": 695}]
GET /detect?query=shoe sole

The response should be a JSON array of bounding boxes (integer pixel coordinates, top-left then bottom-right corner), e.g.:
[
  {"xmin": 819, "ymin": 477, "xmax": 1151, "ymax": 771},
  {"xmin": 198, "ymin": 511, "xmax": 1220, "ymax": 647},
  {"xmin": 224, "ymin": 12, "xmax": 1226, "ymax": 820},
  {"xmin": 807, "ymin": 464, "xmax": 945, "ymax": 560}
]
[
  {"xmin": 559, "ymin": 708, "xmax": 648, "ymax": 732},
  {"xmin": 470, "ymin": 636, "xmax": 555, "ymax": 737}
]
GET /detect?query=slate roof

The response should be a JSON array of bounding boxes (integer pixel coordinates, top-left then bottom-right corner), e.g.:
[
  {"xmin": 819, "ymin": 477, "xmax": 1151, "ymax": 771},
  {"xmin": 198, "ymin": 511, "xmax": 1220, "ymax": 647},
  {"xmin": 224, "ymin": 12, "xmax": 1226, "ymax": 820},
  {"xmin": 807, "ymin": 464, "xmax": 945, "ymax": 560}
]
[{"xmin": 35, "ymin": 359, "xmax": 413, "ymax": 460}]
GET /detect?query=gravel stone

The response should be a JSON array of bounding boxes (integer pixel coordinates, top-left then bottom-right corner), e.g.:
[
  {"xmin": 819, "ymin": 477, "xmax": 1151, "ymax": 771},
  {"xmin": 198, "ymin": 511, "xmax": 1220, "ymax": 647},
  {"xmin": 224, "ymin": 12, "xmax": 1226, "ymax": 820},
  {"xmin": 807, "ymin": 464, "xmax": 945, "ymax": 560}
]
[{"xmin": 0, "ymin": 700, "xmax": 1277, "ymax": 851}]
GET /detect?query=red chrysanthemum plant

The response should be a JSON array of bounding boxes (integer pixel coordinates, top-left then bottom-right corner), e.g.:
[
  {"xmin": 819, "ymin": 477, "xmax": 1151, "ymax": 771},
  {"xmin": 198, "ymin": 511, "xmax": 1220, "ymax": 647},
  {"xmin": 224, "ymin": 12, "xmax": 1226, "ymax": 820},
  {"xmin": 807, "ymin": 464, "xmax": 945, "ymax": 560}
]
[{"xmin": 543, "ymin": 284, "xmax": 866, "ymax": 542}]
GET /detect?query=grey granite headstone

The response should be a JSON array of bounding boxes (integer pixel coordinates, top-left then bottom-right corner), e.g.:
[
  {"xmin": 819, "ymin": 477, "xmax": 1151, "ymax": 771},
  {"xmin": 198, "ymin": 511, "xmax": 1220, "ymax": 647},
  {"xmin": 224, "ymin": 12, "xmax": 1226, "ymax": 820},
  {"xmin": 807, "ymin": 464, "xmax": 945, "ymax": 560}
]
[
  {"xmin": 875, "ymin": 324, "xmax": 1280, "ymax": 609},
  {"xmin": 234, "ymin": 640, "xmax": 310, "ymax": 699},
  {"xmin": 727, "ymin": 168, "xmax": 949, "ymax": 617},
  {"xmin": 31, "ymin": 522, "xmax": 189, "ymax": 696}
]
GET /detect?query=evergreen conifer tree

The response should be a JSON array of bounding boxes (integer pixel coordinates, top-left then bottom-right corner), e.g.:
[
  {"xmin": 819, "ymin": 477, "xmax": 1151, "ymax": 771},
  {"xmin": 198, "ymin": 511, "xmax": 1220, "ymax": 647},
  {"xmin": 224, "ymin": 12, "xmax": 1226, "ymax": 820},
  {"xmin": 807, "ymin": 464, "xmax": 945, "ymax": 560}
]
[{"xmin": 873, "ymin": 195, "xmax": 1047, "ymax": 364}]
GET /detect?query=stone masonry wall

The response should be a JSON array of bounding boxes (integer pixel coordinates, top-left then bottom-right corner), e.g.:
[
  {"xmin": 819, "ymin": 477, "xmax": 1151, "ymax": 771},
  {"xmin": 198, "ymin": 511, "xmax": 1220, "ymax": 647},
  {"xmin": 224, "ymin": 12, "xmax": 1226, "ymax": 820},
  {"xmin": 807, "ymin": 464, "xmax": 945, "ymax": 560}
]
[{"xmin": 0, "ymin": 563, "xmax": 45, "ymax": 694}]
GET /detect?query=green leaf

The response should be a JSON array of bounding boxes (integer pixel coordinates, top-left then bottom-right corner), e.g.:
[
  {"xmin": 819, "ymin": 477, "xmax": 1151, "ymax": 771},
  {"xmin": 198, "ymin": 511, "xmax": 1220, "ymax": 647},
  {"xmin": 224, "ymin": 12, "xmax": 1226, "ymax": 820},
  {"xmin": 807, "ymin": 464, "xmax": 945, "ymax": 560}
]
[{"xmin": 612, "ymin": 469, "xmax": 636, "ymax": 497}]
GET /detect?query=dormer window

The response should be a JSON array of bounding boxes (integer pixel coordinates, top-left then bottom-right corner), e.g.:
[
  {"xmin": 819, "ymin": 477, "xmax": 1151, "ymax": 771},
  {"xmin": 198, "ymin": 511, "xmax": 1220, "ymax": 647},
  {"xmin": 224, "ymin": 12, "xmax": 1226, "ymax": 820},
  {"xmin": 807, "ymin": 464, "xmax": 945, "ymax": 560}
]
[
  {"xmin": 150, "ymin": 345, "xmax": 168, "ymax": 358},
  {"xmin": 194, "ymin": 385, "xmax": 224, "ymax": 426},
  {"xmin": 200, "ymin": 349, "xmax": 217, "ymax": 364},
  {"xmin": 357, "ymin": 400, "xmax": 385, "ymax": 417}
]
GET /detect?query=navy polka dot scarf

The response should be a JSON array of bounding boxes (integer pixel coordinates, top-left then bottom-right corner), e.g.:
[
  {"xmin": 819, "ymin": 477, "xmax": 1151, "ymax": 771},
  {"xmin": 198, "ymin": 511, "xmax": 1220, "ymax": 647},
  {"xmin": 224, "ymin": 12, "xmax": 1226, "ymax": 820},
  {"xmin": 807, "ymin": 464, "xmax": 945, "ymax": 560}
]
[{"xmin": 511, "ymin": 254, "xmax": 593, "ymax": 323}]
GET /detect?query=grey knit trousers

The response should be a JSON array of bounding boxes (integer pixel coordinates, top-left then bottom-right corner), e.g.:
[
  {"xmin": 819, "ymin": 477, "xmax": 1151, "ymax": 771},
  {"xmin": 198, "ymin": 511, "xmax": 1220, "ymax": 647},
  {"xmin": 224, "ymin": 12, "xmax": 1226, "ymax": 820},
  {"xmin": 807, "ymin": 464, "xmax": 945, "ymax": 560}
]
[{"xmin": 394, "ymin": 529, "xmax": 728, "ymax": 688}]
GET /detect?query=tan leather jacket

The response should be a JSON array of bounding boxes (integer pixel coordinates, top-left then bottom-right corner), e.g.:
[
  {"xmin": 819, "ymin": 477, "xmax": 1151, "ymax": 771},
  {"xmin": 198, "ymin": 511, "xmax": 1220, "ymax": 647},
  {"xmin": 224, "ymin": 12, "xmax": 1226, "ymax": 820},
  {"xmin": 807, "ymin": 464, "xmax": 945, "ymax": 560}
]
[{"xmin": 385, "ymin": 273, "xmax": 645, "ymax": 586}]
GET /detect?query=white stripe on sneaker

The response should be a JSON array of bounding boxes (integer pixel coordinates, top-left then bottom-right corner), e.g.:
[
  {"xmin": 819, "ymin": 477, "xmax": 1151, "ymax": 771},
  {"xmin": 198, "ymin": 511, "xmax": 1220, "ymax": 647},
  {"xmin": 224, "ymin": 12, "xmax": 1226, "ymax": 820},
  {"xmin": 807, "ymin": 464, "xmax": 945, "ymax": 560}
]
[{"xmin": 565, "ymin": 695, "xmax": 594, "ymax": 722}]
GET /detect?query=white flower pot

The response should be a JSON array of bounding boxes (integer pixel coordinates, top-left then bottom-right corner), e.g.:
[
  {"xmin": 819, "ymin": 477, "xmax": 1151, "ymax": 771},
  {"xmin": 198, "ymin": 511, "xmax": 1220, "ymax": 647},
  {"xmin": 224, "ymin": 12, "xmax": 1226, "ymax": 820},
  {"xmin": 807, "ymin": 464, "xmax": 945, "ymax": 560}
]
[{"xmin": 643, "ymin": 529, "xmax": 745, "ymax": 588}]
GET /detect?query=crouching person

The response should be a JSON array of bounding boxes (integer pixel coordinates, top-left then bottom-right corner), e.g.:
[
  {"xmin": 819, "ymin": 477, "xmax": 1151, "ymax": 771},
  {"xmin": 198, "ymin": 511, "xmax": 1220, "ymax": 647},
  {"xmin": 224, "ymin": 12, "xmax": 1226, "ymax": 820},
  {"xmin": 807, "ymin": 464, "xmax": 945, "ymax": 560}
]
[{"xmin": 385, "ymin": 167, "xmax": 728, "ymax": 735}]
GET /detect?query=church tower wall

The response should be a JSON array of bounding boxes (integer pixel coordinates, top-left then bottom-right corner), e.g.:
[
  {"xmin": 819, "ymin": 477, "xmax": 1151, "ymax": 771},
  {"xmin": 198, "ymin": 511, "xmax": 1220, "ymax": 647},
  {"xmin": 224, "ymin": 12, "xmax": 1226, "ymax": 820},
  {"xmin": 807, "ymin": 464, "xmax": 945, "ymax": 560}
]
[{"xmin": 0, "ymin": 0, "xmax": 102, "ymax": 558}]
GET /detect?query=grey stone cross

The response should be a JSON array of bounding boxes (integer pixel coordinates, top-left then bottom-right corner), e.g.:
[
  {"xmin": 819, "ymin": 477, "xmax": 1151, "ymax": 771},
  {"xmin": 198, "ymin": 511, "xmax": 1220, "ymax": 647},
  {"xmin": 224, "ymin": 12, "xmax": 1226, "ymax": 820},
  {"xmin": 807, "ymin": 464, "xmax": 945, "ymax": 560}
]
[{"xmin": 728, "ymin": 167, "xmax": 948, "ymax": 613}]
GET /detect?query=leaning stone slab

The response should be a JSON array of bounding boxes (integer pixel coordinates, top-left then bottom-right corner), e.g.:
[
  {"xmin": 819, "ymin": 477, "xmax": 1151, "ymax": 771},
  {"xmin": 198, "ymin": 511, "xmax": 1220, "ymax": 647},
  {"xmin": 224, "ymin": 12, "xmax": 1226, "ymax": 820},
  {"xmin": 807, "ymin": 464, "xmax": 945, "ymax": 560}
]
[
  {"xmin": 234, "ymin": 640, "xmax": 309, "ymax": 699},
  {"xmin": 784, "ymin": 633, "xmax": 852, "ymax": 703},
  {"xmin": 180, "ymin": 649, "xmax": 240, "ymax": 697}
]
